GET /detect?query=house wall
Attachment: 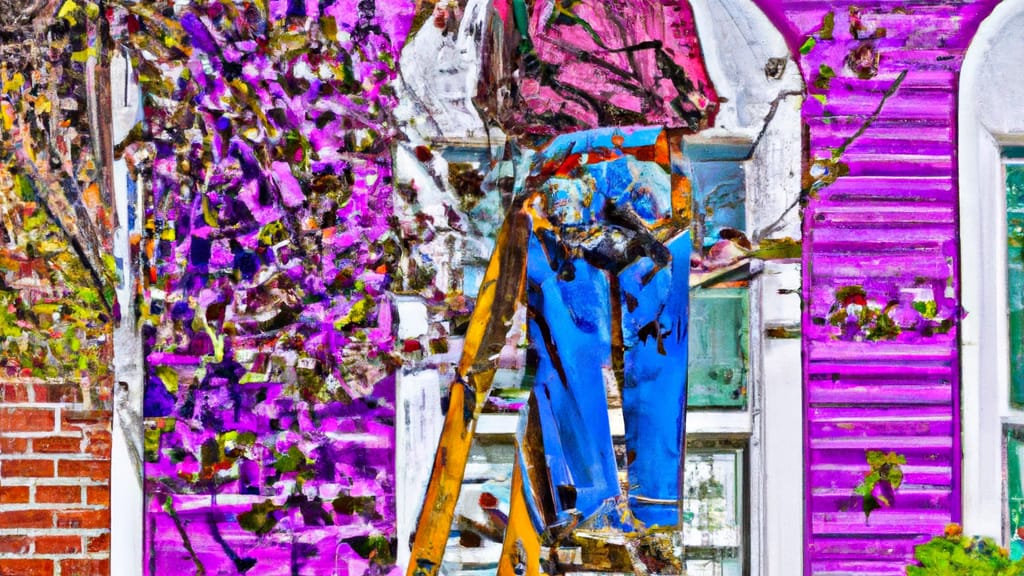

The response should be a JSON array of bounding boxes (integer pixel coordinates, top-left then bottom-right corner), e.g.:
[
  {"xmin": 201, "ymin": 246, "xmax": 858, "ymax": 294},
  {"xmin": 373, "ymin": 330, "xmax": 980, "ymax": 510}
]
[
  {"xmin": 115, "ymin": 4, "xmax": 417, "ymax": 575},
  {"xmin": 750, "ymin": 1, "xmax": 1000, "ymax": 573},
  {"xmin": 960, "ymin": 0, "xmax": 1024, "ymax": 544},
  {"xmin": 3, "ymin": 2, "xmax": 1019, "ymax": 575}
]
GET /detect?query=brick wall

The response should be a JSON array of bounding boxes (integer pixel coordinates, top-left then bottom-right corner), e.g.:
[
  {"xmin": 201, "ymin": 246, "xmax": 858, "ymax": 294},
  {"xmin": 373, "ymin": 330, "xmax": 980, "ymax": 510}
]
[{"xmin": 0, "ymin": 379, "xmax": 111, "ymax": 576}]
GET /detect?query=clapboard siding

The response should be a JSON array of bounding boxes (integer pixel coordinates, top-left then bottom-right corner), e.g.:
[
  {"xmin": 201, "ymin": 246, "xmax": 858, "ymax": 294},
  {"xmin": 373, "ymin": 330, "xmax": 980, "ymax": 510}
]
[
  {"xmin": 808, "ymin": 383, "xmax": 954, "ymax": 405},
  {"xmin": 820, "ymin": 178, "xmax": 957, "ymax": 203},
  {"xmin": 812, "ymin": 488, "xmax": 953, "ymax": 512},
  {"xmin": 750, "ymin": 0, "xmax": 1001, "ymax": 573},
  {"xmin": 808, "ymin": 536, "xmax": 923, "ymax": 559},
  {"xmin": 812, "ymin": 203, "xmax": 956, "ymax": 224},
  {"xmin": 809, "ymin": 465, "xmax": 954, "ymax": 489},
  {"xmin": 819, "ymin": 96, "xmax": 956, "ymax": 121},
  {"xmin": 807, "ymin": 255, "xmax": 951, "ymax": 279}
]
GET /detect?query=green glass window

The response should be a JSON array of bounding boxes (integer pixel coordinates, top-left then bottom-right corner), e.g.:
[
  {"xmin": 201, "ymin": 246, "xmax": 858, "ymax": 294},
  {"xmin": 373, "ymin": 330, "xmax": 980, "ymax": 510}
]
[
  {"xmin": 684, "ymin": 140, "xmax": 750, "ymax": 410},
  {"xmin": 1005, "ymin": 150, "xmax": 1024, "ymax": 559},
  {"xmin": 688, "ymin": 288, "xmax": 750, "ymax": 408},
  {"xmin": 1005, "ymin": 425, "xmax": 1024, "ymax": 560},
  {"xmin": 1006, "ymin": 159, "xmax": 1024, "ymax": 407}
]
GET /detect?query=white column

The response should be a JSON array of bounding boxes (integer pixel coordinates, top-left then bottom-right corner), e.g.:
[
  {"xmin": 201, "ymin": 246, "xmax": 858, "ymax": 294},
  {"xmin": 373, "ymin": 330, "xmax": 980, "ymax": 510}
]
[{"xmin": 109, "ymin": 49, "xmax": 144, "ymax": 576}]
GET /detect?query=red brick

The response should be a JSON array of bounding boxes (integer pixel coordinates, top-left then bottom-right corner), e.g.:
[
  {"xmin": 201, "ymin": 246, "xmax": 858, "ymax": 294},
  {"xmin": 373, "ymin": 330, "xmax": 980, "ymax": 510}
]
[
  {"xmin": 0, "ymin": 536, "xmax": 30, "ymax": 554},
  {"xmin": 33, "ymin": 436, "xmax": 82, "ymax": 454},
  {"xmin": 83, "ymin": 430, "xmax": 111, "ymax": 458},
  {"xmin": 60, "ymin": 559, "xmax": 107, "ymax": 576},
  {"xmin": 0, "ymin": 485, "xmax": 30, "ymax": 504},
  {"xmin": 33, "ymin": 383, "xmax": 81, "ymax": 403},
  {"xmin": 2, "ymin": 459, "xmax": 54, "ymax": 477},
  {"xmin": 0, "ymin": 383, "xmax": 29, "ymax": 403},
  {"xmin": 56, "ymin": 460, "xmax": 108, "ymax": 481},
  {"xmin": 55, "ymin": 509, "xmax": 109, "ymax": 529},
  {"xmin": 0, "ymin": 558, "xmax": 51, "ymax": 576},
  {"xmin": 59, "ymin": 410, "xmax": 108, "ymax": 431},
  {"xmin": 0, "ymin": 509, "xmax": 51, "ymax": 529},
  {"xmin": 0, "ymin": 437, "xmax": 28, "ymax": 453},
  {"xmin": 34, "ymin": 535, "xmax": 81, "ymax": 555},
  {"xmin": 0, "ymin": 408, "xmax": 55, "ymax": 433},
  {"xmin": 35, "ymin": 485, "xmax": 81, "ymax": 504},
  {"xmin": 85, "ymin": 533, "xmax": 109, "ymax": 553},
  {"xmin": 86, "ymin": 486, "xmax": 109, "ymax": 506}
]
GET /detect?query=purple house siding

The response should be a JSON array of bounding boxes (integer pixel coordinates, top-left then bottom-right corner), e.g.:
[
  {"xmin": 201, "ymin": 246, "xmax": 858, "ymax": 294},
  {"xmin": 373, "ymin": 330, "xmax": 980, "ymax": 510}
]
[{"xmin": 750, "ymin": 1, "xmax": 1001, "ymax": 574}]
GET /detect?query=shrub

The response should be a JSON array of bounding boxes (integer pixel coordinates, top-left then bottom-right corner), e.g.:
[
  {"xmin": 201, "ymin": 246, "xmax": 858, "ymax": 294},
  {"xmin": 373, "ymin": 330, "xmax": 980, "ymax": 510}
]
[{"xmin": 907, "ymin": 524, "xmax": 1024, "ymax": 575}]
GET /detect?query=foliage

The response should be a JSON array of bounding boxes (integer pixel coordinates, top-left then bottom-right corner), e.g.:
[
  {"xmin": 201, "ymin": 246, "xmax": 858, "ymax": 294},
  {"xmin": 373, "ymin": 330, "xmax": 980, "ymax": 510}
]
[
  {"xmin": 0, "ymin": 0, "xmax": 115, "ymax": 392},
  {"xmin": 828, "ymin": 285, "xmax": 902, "ymax": 342},
  {"xmin": 854, "ymin": 450, "xmax": 905, "ymax": 519},
  {"xmin": 114, "ymin": 0, "xmax": 405, "ymax": 570},
  {"xmin": 907, "ymin": 524, "xmax": 1024, "ymax": 576},
  {"xmin": 826, "ymin": 284, "xmax": 955, "ymax": 341}
]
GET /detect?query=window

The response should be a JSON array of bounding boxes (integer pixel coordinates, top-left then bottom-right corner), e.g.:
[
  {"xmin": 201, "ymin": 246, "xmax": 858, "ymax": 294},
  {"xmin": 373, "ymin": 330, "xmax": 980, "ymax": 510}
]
[
  {"xmin": 1005, "ymin": 425, "xmax": 1024, "ymax": 559},
  {"xmin": 689, "ymin": 289, "xmax": 750, "ymax": 408},
  {"xmin": 958, "ymin": 0, "xmax": 1024, "ymax": 542},
  {"xmin": 1006, "ymin": 152, "xmax": 1024, "ymax": 408},
  {"xmin": 683, "ymin": 443, "xmax": 746, "ymax": 576},
  {"xmin": 686, "ymin": 140, "xmax": 751, "ymax": 410},
  {"xmin": 1006, "ymin": 150, "xmax": 1024, "ymax": 558},
  {"xmin": 408, "ymin": 135, "xmax": 756, "ymax": 575},
  {"xmin": 985, "ymin": 147, "xmax": 1024, "ymax": 558}
]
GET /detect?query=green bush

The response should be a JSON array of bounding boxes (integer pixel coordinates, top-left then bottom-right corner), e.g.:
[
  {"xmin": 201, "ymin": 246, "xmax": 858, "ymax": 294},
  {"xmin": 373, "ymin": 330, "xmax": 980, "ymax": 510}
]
[{"xmin": 907, "ymin": 524, "xmax": 1024, "ymax": 575}]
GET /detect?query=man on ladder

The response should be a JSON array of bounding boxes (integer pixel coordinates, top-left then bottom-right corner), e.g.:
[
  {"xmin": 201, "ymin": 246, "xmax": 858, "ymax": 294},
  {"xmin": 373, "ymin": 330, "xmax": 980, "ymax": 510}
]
[{"xmin": 405, "ymin": 1, "xmax": 721, "ymax": 573}]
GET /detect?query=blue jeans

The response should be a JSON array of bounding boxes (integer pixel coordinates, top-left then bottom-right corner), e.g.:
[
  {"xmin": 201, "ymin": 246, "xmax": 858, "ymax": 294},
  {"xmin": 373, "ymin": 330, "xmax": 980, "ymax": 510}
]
[{"xmin": 517, "ymin": 230, "xmax": 690, "ymax": 530}]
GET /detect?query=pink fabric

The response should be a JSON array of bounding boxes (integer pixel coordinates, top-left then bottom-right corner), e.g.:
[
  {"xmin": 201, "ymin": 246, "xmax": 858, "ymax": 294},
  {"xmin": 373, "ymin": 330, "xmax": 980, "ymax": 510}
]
[{"xmin": 497, "ymin": 0, "xmax": 718, "ymax": 134}]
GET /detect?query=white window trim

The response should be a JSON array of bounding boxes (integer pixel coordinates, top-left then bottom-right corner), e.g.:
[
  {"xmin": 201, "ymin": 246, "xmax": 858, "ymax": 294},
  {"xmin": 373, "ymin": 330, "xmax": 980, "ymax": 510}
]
[{"xmin": 959, "ymin": 0, "xmax": 1024, "ymax": 542}]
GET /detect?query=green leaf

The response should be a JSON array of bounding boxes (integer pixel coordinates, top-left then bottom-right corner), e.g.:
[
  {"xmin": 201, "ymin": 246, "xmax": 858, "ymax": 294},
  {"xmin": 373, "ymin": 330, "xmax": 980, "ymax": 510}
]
[
  {"xmin": 888, "ymin": 464, "xmax": 904, "ymax": 490},
  {"xmin": 238, "ymin": 500, "xmax": 280, "ymax": 535},
  {"xmin": 77, "ymin": 287, "xmax": 100, "ymax": 305},
  {"xmin": 273, "ymin": 445, "xmax": 305, "ymax": 473},
  {"xmin": 862, "ymin": 495, "xmax": 881, "ymax": 519},
  {"xmin": 144, "ymin": 428, "xmax": 162, "ymax": 462},
  {"xmin": 344, "ymin": 533, "xmax": 395, "ymax": 565},
  {"xmin": 866, "ymin": 450, "xmax": 886, "ymax": 466},
  {"xmin": 820, "ymin": 11, "xmax": 835, "ymax": 40},
  {"xmin": 332, "ymin": 494, "xmax": 377, "ymax": 517},
  {"xmin": 814, "ymin": 64, "xmax": 837, "ymax": 90},
  {"xmin": 200, "ymin": 437, "xmax": 221, "ymax": 467},
  {"xmin": 800, "ymin": 36, "xmax": 817, "ymax": 55},
  {"xmin": 23, "ymin": 211, "xmax": 48, "ymax": 231},
  {"xmin": 913, "ymin": 300, "xmax": 938, "ymax": 319}
]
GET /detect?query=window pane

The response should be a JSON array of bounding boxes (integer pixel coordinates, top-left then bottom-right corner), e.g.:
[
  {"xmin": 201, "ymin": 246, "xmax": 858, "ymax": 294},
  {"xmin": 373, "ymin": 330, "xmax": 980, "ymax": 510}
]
[
  {"xmin": 688, "ymin": 288, "xmax": 749, "ymax": 408},
  {"xmin": 1007, "ymin": 164, "xmax": 1024, "ymax": 407},
  {"xmin": 438, "ymin": 441, "xmax": 748, "ymax": 575},
  {"xmin": 685, "ymin": 141, "xmax": 749, "ymax": 410},
  {"xmin": 682, "ymin": 141, "xmax": 747, "ymax": 250},
  {"xmin": 683, "ymin": 448, "xmax": 745, "ymax": 576}
]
